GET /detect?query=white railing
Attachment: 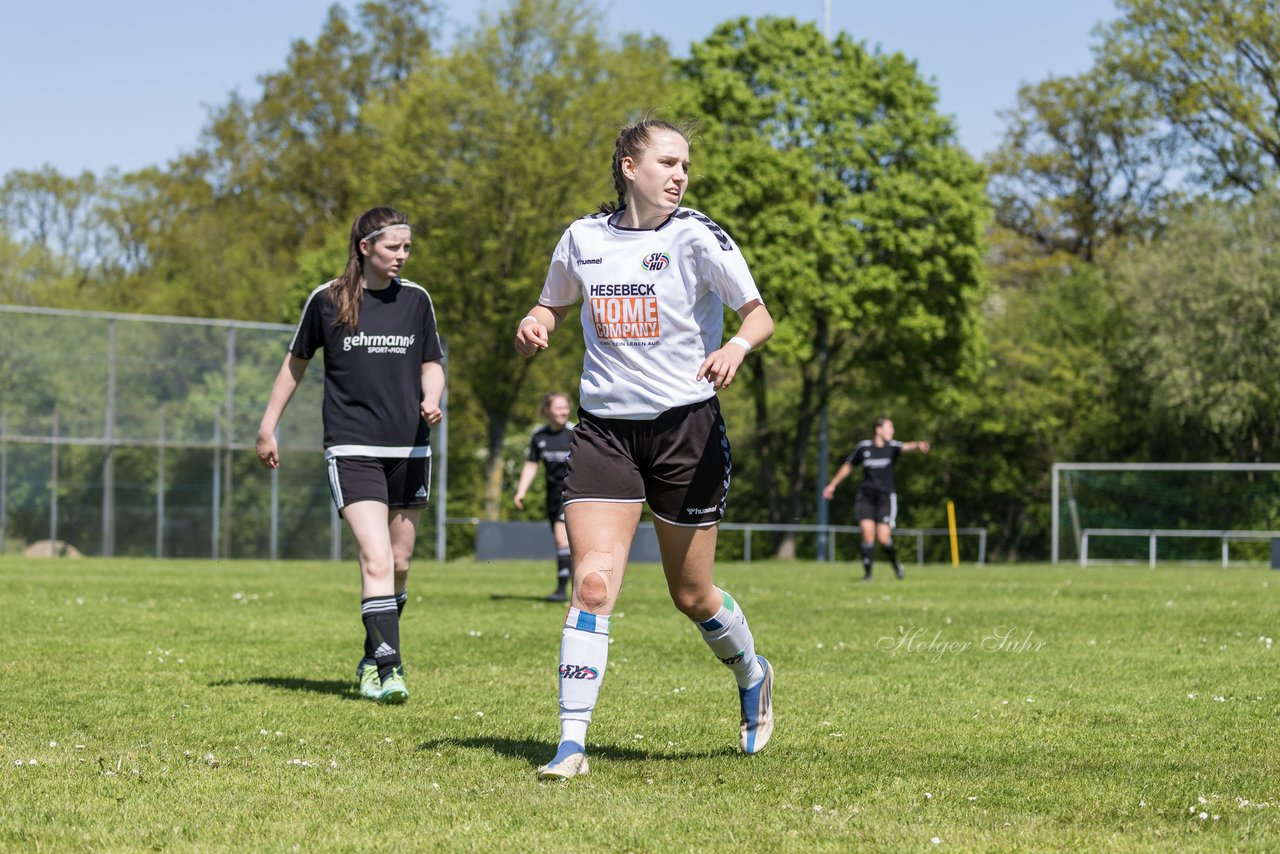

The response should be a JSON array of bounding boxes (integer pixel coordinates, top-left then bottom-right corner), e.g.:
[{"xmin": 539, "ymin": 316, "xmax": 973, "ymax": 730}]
[
  {"xmin": 449, "ymin": 518, "xmax": 987, "ymax": 564},
  {"xmin": 1079, "ymin": 528, "xmax": 1280, "ymax": 568}
]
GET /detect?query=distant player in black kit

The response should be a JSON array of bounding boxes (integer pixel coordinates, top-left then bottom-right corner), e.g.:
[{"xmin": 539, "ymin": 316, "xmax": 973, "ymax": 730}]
[
  {"xmin": 256, "ymin": 207, "xmax": 444, "ymax": 704},
  {"xmin": 513, "ymin": 392, "xmax": 575, "ymax": 601},
  {"xmin": 823, "ymin": 417, "xmax": 930, "ymax": 581}
]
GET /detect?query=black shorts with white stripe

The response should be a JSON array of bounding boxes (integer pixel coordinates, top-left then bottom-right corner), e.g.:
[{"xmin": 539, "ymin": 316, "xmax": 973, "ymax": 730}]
[
  {"xmin": 327, "ymin": 456, "xmax": 430, "ymax": 516},
  {"xmin": 855, "ymin": 488, "xmax": 897, "ymax": 527}
]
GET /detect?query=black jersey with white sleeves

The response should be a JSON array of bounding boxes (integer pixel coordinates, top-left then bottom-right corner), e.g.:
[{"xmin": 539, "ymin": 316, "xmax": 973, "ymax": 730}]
[
  {"xmin": 290, "ymin": 279, "xmax": 444, "ymax": 458},
  {"xmin": 846, "ymin": 440, "xmax": 903, "ymax": 495}
]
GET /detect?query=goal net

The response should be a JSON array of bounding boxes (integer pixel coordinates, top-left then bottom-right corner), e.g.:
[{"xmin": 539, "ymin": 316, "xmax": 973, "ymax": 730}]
[{"xmin": 1052, "ymin": 463, "xmax": 1280, "ymax": 564}]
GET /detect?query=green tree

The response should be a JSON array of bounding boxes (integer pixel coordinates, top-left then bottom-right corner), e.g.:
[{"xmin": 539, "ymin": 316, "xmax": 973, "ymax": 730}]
[
  {"xmin": 674, "ymin": 17, "xmax": 988, "ymax": 554},
  {"xmin": 1103, "ymin": 0, "xmax": 1280, "ymax": 193},
  {"xmin": 367, "ymin": 0, "xmax": 670, "ymax": 518},
  {"xmin": 987, "ymin": 68, "xmax": 1180, "ymax": 262},
  {"xmin": 1112, "ymin": 192, "xmax": 1280, "ymax": 460}
]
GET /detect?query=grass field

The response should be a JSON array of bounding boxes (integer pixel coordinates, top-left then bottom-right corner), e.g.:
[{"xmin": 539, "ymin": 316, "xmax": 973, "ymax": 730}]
[{"xmin": 1, "ymin": 555, "xmax": 1277, "ymax": 852}]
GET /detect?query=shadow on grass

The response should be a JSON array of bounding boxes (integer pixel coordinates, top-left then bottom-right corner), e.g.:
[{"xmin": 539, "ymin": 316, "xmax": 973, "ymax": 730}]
[
  {"xmin": 210, "ymin": 676, "xmax": 359, "ymax": 700},
  {"xmin": 417, "ymin": 736, "xmax": 732, "ymax": 768}
]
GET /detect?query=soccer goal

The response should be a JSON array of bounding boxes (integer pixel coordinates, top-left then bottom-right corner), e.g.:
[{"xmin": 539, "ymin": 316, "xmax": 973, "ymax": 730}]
[{"xmin": 1051, "ymin": 463, "xmax": 1280, "ymax": 565}]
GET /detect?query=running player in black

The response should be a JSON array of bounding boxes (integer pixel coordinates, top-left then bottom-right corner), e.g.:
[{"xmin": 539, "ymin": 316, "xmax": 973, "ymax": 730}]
[
  {"xmin": 515, "ymin": 115, "xmax": 776, "ymax": 780},
  {"xmin": 513, "ymin": 392, "xmax": 575, "ymax": 602},
  {"xmin": 256, "ymin": 206, "xmax": 444, "ymax": 704},
  {"xmin": 823, "ymin": 417, "xmax": 931, "ymax": 581}
]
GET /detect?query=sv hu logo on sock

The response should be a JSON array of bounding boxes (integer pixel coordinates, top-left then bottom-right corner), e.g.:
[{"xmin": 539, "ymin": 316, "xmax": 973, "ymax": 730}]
[
  {"xmin": 719, "ymin": 651, "xmax": 745, "ymax": 667},
  {"xmin": 559, "ymin": 664, "xmax": 599, "ymax": 680}
]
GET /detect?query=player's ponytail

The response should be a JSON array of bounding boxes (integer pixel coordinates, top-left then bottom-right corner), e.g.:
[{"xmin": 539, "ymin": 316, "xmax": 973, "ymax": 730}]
[
  {"xmin": 328, "ymin": 207, "xmax": 411, "ymax": 331},
  {"xmin": 597, "ymin": 115, "xmax": 695, "ymax": 215}
]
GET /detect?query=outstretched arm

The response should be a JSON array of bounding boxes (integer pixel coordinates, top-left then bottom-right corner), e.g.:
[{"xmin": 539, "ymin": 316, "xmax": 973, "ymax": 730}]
[
  {"xmin": 902, "ymin": 441, "xmax": 932, "ymax": 454},
  {"xmin": 514, "ymin": 305, "xmax": 568, "ymax": 357},
  {"xmin": 256, "ymin": 353, "xmax": 310, "ymax": 469},
  {"xmin": 696, "ymin": 300, "xmax": 774, "ymax": 390},
  {"xmin": 823, "ymin": 461, "xmax": 855, "ymax": 501}
]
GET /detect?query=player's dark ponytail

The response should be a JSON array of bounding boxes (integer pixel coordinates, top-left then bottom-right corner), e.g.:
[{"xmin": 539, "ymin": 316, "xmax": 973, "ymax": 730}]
[
  {"xmin": 328, "ymin": 207, "xmax": 410, "ymax": 331},
  {"xmin": 597, "ymin": 115, "xmax": 694, "ymax": 215}
]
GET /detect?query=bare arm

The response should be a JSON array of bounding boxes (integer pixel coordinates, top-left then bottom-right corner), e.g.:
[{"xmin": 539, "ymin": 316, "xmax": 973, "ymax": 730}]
[
  {"xmin": 514, "ymin": 304, "xmax": 569, "ymax": 357},
  {"xmin": 822, "ymin": 460, "xmax": 855, "ymax": 501},
  {"xmin": 902, "ymin": 441, "xmax": 932, "ymax": 454},
  {"xmin": 696, "ymin": 300, "xmax": 775, "ymax": 390},
  {"xmin": 420, "ymin": 360, "xmax": 445, "ymax": 426},
  {"xmin": 256, "ymin": 353, "xmax": 310, "ymax": 469},
  {"xmin": 513, "ymin": 460, "xmax": 540, "ymax": 510}
]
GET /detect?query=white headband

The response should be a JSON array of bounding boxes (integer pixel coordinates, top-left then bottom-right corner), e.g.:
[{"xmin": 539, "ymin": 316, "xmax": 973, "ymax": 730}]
[{"xmin": 361, "ymin": 223, "xmax": 412, "ymax": 242}]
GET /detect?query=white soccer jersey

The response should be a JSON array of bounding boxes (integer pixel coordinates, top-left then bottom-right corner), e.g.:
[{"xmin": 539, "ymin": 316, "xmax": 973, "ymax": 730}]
[{"xmin": 539, "ymin": 208, "xmax": 762, "ymax": 419}]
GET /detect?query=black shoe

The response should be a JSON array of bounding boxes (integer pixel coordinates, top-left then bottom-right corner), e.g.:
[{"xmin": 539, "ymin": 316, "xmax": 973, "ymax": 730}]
[{"xmin": 546, "ymin": 590, "xmax": 568, "ymax": 602}]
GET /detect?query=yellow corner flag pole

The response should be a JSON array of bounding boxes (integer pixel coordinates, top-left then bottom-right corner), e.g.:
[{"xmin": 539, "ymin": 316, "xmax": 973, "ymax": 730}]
[{"xmin": 946, "ymin": 500, "xmax": 960, "ymax": 567}]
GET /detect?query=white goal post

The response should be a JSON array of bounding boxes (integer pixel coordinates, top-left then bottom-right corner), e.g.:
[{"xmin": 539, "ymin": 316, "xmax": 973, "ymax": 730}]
[{"xmin": 1051, "ymin": 462, "xmax": 1280, "ymax": 564}]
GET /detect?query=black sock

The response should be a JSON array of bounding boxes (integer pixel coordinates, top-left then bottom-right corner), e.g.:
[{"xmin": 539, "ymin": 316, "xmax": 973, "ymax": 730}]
[
  {"xmin": 884, "ymin": 541, "xmax": 902, "ymax": 569},
  {"xmin": 395, "ymin": 590, "xmax": 408, "ymax": 616},
  {"xmin": 555, "ymin": 548, "xmax": 571, "ymax": 593},
  {"xmin": 861, "ymin": 542, "xmax": 874, "ymax": 576},
  {"xmin": 361, "ymin": 595, "xmax": 402, "ymax": 681}
]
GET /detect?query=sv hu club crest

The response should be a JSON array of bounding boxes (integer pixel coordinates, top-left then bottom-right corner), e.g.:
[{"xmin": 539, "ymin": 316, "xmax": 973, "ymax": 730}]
[{"xmin": 642, "ymin": 252, "xmax": 670, "ymax": 271}]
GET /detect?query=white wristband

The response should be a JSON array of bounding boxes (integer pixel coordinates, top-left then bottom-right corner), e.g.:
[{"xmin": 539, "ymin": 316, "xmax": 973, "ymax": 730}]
[
  {"xmin": 518, "ymin": 315, "xmax": 540, "ymax": 330},
  {"xmin": 728, "ymin": 336, "xmax": 752, "ymax": 353}
]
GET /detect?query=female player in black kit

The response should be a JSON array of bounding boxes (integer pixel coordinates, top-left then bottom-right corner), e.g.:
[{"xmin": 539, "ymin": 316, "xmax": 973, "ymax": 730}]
[
  {"xmin": 515, "ymin": 116, "xmax": 776, "ymax": 780},
  {"xmin": 822, "ymin": 417, "xmax": 930, "ymax": 581},
  {"xmin": 256, "ymin": 207, "xmax": 444, "ymax": 704},
  {"xmin": 513, "ymin": 392, "xmax": 575, "ymax": 602}
]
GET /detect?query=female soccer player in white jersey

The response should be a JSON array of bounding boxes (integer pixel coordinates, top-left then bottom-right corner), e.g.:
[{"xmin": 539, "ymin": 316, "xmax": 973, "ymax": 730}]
[
  {"xmin": 513, "ymin": 392, "xmax": 575, "ymax": 602},
  {"xmin": 256, "ymin": 207, "xmax": 445, "ymax": 704},
  {"xmin": 514, "ymin": 117, "xmax": 776, "ymax": 780},
  {"xmin": 822, "ymin": 417, "xmax": 931, "ymax": 581}
]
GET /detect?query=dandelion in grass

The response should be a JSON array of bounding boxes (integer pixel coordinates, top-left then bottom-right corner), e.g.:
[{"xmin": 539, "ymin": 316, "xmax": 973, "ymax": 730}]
[
  {"xmin": 931, "ymin": 837, "xmax": 941, "ymax": 844},
  {"xmin": 925, "ymin": 792, "xmax": 933, "ymax": 800},
  {"xmin": 812, "ymin": 805, "xmax": 824, "ymax": 813},
  {"xmin": 1199, "ymin": 812, "xmax": 1209, "ymax": 820}
]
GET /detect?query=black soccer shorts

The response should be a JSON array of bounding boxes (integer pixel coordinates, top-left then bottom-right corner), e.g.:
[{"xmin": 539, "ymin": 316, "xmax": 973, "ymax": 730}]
[
  {"xmin": 855, "ymin": 488, "xmax": 898, "ymax": 527},
  {"xmin": 562, "ymin": 397, "xmax": 731, "ymax": 527},
  {"xmin": 326, "ymin": 455, "xmax": 430, "ymax": 516}
]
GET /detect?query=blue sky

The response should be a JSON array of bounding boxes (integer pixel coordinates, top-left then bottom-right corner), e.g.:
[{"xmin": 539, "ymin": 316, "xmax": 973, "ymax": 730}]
[{"xmin": 0, "ymin": 0, "xmax": 1118, "ymax": 177}]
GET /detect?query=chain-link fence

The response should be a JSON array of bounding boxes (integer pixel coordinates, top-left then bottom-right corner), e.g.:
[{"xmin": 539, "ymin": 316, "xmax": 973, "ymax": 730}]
[{"xmin": 0, "ymin": 305, "xmax": 446, "ymax": 560}]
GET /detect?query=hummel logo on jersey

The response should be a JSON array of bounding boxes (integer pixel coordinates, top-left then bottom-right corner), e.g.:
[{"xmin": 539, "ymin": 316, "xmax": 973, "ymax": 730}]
[
  {"xmin": 373, "ymin": 642, "xmax": 398, "ymax": 659},
  {"xmin": 576, "ymin": 257, "xmax": 603, "ymax": 265},
  {"xmin": 559, "ymin": 664, "xmax": 599, "ymax": 680},
  {"xmin": 642, "ymin": 252, "xmax": 670, "ymax": 271},
  {"xmin": 414, "ymin": 486, "xmax": 427, "ymax": 498}
]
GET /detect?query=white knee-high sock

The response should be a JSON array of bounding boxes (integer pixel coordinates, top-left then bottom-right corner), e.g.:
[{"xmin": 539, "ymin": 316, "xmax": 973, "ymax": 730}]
[
  {"xmin": 558, "ymin": 607, "xmax": 611, "ymax": 748},
  {"xmin": 695, "ymin": 588, "xmax": 763, "ymax": 688}
]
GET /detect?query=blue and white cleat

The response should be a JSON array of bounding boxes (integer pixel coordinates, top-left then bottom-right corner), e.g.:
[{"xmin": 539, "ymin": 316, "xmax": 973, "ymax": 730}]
[
  {"xmin": 738, "ymin": 655, "xmax": 774, "ymax": 754},
  {"xmin": 537, "ymin": 741, "xmax": 589, "ymax": 780},
  {"xmin": 357, "ymin": 658, "xmax": 381, "ymax": 699}
]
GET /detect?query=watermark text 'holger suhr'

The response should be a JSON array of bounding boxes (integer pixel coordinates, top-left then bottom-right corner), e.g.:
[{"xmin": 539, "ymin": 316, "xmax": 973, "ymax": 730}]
[{"xmin": 876, "ymin": 625, "xmax": 1047, "ymax": 662}]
